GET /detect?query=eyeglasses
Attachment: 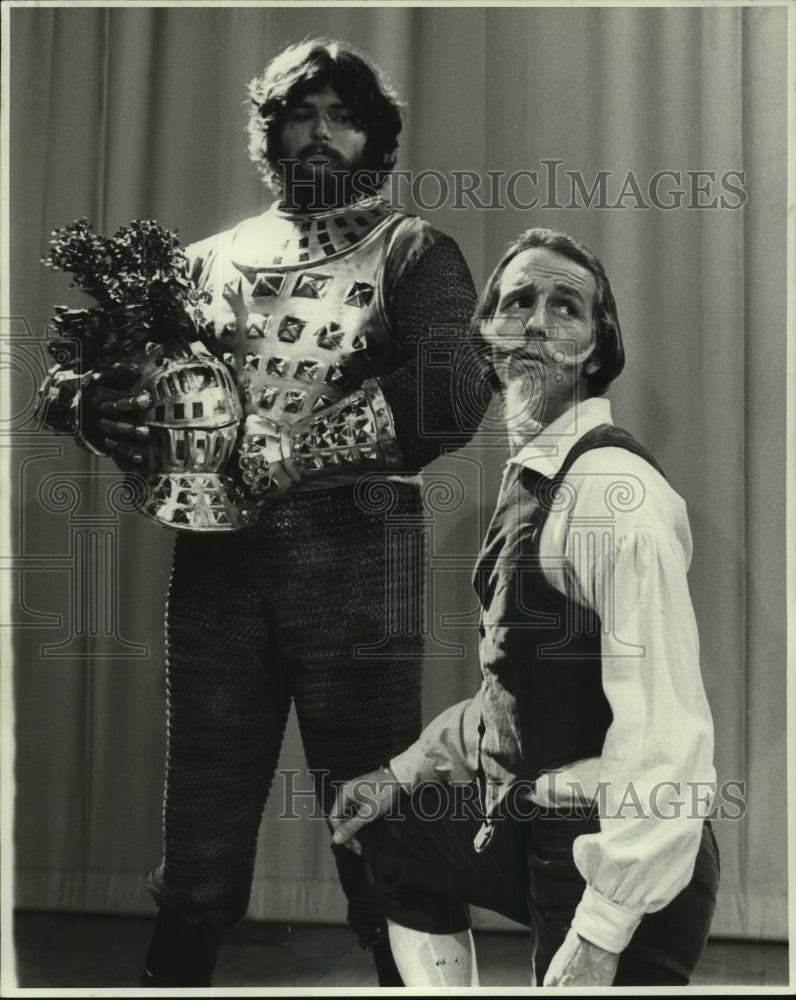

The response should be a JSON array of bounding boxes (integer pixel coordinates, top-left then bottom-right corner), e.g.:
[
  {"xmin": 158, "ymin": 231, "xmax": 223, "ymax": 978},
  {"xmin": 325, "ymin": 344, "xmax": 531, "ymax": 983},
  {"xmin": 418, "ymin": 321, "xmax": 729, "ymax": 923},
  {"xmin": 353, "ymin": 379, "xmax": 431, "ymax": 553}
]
[{"xmin": 282, "ymin": 107, "xmax": 358, "ymax": 131}]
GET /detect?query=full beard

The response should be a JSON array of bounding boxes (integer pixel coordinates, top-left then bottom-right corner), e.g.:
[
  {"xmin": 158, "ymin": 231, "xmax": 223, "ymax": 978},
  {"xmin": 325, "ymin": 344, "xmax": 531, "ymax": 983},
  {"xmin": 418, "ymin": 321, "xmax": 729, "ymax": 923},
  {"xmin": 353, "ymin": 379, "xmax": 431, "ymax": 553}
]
[
  {"xmin": 499, "ymin": 359, "xmax": 549, "ymax": 452},
  {"xmin": 281, "ymin": 153, "xmax": 370, "ymax": 211}
]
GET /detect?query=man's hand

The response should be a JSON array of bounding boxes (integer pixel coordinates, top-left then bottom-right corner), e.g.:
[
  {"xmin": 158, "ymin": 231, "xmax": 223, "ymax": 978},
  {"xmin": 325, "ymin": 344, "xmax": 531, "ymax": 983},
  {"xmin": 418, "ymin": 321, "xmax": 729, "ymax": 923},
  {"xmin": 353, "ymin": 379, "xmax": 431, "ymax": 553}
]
[
  {"xmin": 543, "ymin": 926, "xmax": 619, "ymax": 987},
  {"xmin": 95, "ymin": 391, "xmax": 154, "ymax": 472},
  {"xmin": 238, "ymin": 414, "xmax": 297, "ymax": 499},
  {"xmin": 329, "ymin": 765, "xmax": 405, "ymax": 855}
]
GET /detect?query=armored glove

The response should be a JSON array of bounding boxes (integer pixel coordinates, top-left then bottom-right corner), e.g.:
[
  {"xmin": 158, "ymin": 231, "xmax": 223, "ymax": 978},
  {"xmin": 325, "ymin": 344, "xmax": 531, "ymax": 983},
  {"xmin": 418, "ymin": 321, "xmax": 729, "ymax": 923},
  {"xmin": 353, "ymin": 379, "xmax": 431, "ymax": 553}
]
[
  {"xmin": 38, "ymin": 357, "xmax": 163, "ymax": 475},
  {"xmin": 238, "ymin": 378, "xmax": 402, "ymax": 500},
  {"xmin": 37, "ymin": 362, "xmax": 109, "ymax": 455}
]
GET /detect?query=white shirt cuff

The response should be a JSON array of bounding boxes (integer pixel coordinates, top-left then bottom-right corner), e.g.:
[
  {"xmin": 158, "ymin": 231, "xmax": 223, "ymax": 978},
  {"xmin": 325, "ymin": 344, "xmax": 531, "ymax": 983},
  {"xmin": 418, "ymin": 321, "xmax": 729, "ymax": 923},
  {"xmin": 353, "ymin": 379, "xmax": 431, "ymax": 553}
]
[
  {"xmin": 571, "ymin": 885, "xmax": 645, "ymax": 954},
  {"xmin": 389, "ymin": 743, "xmax": 434, "ymax": 790}
]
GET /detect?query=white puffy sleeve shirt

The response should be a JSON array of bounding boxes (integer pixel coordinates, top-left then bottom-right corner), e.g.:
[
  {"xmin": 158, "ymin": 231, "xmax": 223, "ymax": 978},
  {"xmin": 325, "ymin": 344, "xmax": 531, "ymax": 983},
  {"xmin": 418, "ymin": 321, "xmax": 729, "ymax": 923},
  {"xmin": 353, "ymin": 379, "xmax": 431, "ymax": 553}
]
[{"xmin": 390, "ymin": 398, "xmax": 715, "ymax": 954}]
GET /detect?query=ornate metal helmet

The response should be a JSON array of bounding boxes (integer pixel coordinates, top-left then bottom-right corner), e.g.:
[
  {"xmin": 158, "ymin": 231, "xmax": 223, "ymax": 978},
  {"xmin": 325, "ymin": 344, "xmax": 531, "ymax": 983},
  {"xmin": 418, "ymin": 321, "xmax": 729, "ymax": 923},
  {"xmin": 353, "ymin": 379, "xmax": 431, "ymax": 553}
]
[{"xmin": 133, "ymin": 349, "xmax": 255, "ymax": 531}]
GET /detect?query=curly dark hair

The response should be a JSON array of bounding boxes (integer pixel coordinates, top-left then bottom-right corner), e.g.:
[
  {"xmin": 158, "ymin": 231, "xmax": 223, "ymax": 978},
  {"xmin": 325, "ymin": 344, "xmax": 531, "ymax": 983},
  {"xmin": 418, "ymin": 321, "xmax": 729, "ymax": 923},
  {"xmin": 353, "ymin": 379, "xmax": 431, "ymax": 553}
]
[
  {"xmin": 247, "ymin": 37, "xmax": 404, "ymax": 194},
  {"xmin": 473, "ymin": 227, "xmax": 625, "ymax": 397}
]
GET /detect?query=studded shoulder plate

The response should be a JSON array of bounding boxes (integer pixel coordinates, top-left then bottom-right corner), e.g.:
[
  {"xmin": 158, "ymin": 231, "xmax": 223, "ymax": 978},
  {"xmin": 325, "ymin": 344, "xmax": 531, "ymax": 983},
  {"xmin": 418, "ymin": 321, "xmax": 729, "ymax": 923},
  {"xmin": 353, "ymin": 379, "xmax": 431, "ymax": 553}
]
[
  {"xmin": 192, "ymin": 198, "xmax": 407, "ymax": 430},
  {"xmin": 228, "ymin": 195, "xmax": 395, "ymax": 268}
]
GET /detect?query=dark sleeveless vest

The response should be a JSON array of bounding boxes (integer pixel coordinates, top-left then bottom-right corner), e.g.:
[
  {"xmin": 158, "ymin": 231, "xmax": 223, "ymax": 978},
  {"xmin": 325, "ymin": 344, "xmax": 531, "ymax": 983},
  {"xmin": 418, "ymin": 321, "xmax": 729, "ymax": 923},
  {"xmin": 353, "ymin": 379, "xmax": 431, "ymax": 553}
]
[{"xmin": 472, "ymin": 423, "xmax": 665, "ymax": 843}]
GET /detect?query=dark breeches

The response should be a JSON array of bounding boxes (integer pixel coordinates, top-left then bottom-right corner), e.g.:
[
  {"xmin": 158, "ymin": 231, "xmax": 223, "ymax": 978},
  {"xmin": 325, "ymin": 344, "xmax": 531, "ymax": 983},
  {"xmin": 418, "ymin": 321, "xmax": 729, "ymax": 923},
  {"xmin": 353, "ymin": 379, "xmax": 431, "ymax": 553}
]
[
  {"xmin": 363, "ymin": 784, "xmax": 720, "ymax": 985},
  {"xmin": 148, "ymin": 481, "xmax": 424, "ymax": 947}
]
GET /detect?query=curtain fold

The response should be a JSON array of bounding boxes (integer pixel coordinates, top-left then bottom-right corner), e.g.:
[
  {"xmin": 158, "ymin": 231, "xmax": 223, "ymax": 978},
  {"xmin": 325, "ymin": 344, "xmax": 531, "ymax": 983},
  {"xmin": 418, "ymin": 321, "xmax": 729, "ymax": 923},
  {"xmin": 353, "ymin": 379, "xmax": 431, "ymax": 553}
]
[{"xmin": 8, "ymin": 4, "xmax": 787, "ymax": 942}]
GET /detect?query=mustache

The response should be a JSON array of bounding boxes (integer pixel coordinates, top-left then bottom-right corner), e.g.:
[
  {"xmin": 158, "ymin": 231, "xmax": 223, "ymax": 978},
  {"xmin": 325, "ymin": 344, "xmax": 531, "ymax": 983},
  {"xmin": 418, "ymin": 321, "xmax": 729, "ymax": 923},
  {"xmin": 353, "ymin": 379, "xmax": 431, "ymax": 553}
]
[
  {"xmin": 493, "ymin": 345, "xmax": 547, "ymax": 373},
  {"xmin": 297, "ymin": 143, "xmax": 341, "ymax": 160},
  {"xmin": 493, "ymin": 340, "xmax": 596, "ymax": 371}
]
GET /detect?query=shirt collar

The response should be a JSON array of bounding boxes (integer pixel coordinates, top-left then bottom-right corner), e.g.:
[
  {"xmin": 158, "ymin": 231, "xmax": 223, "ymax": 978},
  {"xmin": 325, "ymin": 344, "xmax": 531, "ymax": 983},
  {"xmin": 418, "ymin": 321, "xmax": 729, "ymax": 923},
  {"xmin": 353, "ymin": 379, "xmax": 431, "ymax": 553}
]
[{"xmin": 507, "ymin": 397, "xmax": 613, "ymax": 478}]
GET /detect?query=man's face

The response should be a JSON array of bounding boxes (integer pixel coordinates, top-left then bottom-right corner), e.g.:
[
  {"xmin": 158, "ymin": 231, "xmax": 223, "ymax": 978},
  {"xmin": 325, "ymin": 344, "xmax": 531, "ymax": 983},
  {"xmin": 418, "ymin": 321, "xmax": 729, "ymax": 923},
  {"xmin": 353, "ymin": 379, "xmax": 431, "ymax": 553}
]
[
  {"xmin": 482, "ymin": 246, "xmax": 600, "ymax": 439},
  {"xmin": 278, "ymin": 85, "xmax": 368, "ymax": 183}
]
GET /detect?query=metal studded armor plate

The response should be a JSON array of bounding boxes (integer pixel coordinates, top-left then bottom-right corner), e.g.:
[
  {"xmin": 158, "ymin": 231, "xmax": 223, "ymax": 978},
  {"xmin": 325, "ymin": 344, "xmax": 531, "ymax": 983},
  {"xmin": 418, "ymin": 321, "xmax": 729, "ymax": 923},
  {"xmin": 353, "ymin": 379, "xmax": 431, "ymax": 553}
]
[{"xmin": 190, "ymin": 196, "xmax": 408, "ymax": 499}]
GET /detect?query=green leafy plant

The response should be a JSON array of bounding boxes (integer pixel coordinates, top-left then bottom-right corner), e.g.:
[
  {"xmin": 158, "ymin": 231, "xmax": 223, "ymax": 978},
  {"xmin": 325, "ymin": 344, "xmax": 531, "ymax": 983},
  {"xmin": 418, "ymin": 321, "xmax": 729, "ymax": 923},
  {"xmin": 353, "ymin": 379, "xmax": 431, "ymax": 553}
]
[{"xmin": 42, "ymin": 218, "xmax": 209, "ymax": 365}]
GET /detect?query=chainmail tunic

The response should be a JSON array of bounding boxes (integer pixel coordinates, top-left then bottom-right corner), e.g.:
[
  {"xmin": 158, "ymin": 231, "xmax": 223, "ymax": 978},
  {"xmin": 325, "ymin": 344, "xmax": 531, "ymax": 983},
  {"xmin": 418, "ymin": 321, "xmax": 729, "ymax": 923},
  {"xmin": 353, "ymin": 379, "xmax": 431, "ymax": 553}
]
[{"xmin": 148, "ymin": 224, "xmax": 481, "ymax": 946}]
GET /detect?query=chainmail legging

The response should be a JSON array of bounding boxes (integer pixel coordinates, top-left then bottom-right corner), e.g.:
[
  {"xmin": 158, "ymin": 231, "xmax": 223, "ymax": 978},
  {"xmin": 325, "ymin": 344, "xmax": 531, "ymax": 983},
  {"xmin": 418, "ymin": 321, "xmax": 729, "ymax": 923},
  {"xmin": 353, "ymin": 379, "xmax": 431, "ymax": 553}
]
[{"xmin": 148, "ymin": 480, "xmax": 424, "ymax": 947}]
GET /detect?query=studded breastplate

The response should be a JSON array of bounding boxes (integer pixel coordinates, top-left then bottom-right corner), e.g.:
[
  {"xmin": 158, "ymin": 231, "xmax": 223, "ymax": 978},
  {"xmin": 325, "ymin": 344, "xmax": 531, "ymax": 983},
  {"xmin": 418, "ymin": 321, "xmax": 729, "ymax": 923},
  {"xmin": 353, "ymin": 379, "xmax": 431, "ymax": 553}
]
[{"xmin": 191, "ymin": 199, "xmax": 406, "ymax": 433}]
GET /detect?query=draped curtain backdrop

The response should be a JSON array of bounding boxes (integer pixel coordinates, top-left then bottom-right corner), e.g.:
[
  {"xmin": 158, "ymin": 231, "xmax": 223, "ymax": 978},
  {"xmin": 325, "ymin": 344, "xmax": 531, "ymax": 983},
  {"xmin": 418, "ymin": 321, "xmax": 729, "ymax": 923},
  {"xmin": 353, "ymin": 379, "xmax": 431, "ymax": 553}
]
[{"xmin": 8, "ymin": 4, "xmax": 787, "ymax": 943}]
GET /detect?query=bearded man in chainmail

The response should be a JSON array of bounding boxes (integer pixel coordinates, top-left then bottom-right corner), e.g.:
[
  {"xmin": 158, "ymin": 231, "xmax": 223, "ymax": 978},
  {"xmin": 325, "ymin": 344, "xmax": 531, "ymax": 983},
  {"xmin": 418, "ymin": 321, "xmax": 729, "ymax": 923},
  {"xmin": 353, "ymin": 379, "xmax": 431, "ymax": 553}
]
[{"xmin": 39, "ymin": 38, "xmax": 486, "ymax": 987}]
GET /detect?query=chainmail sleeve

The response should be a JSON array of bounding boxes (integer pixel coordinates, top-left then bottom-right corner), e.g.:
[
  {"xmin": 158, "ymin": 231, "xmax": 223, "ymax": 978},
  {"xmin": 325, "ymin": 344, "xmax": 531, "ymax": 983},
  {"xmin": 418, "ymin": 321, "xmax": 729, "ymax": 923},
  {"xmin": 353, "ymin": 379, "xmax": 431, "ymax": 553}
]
[{"xmin": 380, "ymin": 227, "xmax": 492, "ymax": 473}]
